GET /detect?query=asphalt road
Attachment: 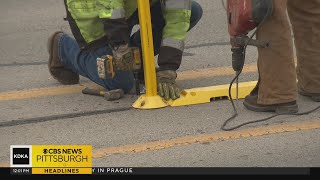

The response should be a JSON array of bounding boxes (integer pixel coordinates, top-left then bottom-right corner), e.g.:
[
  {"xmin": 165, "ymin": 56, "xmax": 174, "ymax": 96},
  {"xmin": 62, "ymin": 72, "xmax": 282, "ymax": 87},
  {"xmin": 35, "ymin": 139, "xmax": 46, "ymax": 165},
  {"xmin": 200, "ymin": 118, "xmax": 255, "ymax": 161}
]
[{"xmin": 0, "ymin": 0, "xmax": 319, "ymax": 175}]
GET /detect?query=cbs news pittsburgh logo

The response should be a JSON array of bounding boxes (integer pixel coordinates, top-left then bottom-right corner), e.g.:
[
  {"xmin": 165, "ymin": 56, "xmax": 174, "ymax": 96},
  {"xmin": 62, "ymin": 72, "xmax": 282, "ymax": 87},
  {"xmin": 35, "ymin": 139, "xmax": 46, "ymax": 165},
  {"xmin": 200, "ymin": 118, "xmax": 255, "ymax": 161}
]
[{"xmin": 10, "ymin": 145, "xmax": 92, "ymax": 175}]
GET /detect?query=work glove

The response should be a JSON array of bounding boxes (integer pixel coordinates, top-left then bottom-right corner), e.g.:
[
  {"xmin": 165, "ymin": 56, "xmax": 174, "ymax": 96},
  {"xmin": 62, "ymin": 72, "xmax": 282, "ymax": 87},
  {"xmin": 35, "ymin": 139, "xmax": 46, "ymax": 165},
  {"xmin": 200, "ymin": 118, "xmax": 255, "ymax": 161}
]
[
  {"xmin": 112, "ymin": 44, "xmax": 130, "ymax": 61},
  {"xmin": 112, "ymin": 43, "xmax": 132, "ymax": 71},
  {"xmin": 157, "ymin": 70, "xmax": 182, "ymax": 101}
]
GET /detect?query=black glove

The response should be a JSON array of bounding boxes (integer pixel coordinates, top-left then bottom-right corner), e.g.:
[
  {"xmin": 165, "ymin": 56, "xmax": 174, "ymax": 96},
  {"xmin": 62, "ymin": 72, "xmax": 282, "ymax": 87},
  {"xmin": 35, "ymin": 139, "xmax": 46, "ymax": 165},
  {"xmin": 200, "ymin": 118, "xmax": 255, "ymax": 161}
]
[{"xmin": 157, "ymin": 70, "xmax": 183, "ymax": 100}]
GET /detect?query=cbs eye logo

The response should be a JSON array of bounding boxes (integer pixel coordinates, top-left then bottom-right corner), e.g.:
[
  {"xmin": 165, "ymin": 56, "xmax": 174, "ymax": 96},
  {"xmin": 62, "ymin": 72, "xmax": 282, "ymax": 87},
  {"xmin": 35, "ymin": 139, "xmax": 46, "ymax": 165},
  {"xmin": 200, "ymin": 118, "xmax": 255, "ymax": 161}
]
[{"xmin": 10, "ymin": 145, "xmax": 32, "ymax": 167}]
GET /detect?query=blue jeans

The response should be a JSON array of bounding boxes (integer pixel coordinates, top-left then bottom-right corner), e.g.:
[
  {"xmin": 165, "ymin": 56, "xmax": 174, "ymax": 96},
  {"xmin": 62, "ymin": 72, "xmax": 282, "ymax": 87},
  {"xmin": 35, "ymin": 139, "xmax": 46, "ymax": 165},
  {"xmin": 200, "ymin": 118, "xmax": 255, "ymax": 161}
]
[{"xmin": 58, "ymin": 1, "xmax": 203, "ymax": 93}]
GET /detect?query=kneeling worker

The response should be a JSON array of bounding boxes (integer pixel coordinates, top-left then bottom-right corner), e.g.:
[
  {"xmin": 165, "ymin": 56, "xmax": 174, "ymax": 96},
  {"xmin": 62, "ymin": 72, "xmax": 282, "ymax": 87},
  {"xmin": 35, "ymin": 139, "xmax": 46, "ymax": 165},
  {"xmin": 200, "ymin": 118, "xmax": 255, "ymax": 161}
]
[{"xmin": 47, "ymin": 0, "xmax": 203, "ymax": 101}]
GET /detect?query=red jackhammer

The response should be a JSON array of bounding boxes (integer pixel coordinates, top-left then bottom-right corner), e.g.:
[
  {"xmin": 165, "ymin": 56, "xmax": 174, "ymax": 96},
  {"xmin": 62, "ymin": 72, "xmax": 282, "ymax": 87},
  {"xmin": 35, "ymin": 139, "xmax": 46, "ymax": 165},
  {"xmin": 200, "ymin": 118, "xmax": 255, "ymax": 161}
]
[
  {"xmin": 221, "ymin": 0, "xmax": 273, "ymax": 131},
  {"xmin": 227, "ymin": 0, "xmax": 273, "ymax": 98}
]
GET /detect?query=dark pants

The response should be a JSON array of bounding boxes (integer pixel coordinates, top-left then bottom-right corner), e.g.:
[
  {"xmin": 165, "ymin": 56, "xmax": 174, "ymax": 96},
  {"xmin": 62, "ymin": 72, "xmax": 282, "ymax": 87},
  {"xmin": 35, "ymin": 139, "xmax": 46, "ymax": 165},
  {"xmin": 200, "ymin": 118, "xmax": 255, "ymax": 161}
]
[{"xmin": 59, "ymin": 1, "xmax": 203, "ymax": 93}]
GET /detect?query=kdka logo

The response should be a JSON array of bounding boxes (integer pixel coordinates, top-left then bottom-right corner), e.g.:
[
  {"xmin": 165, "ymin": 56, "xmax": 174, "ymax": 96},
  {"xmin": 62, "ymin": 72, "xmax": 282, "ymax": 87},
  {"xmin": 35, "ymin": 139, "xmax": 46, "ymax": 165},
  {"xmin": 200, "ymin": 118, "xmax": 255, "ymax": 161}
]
[
  {"xmin": 10, "ymin": 145, "xmax": 32, "ymax": 167},
  {"xmin": 13, "ymin": 148, "xmax": 29, "ymax": 164}
]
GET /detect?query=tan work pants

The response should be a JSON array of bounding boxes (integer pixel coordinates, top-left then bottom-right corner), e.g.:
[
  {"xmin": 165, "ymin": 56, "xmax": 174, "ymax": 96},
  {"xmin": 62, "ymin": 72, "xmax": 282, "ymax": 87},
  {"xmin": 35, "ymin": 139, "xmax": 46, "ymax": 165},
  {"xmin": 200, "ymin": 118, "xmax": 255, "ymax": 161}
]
[{"xmin": 257, "ymin": 0, "xmax": 320, "ymax": 105}]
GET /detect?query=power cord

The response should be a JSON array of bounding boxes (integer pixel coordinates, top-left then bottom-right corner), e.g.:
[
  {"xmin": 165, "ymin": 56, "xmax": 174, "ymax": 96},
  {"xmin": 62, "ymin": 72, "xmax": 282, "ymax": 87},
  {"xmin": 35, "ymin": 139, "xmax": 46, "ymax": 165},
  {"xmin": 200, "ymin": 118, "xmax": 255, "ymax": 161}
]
[
  {"xmin": 220, "ymin": 4, "xmax": 320, "ymax": 131},
  {"xmin": 222, "ymin": 103, "xmax": 320, "ymax": 131}
]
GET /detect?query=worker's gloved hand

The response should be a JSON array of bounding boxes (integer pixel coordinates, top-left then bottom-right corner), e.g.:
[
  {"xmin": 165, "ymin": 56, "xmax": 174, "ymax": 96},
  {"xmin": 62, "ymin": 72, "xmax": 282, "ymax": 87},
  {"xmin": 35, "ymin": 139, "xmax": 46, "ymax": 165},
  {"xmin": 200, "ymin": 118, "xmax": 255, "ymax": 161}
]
[
  {"xmin": 111, "ymin": 43, "xmax": 134, "ymax": 72},
  {"xmin": 157, "ymin": 70, "xmax": 182, "ymax": 101},
  {"xmin": 112, "ymin": 44, "xmax": 130, "ymax": 60}
]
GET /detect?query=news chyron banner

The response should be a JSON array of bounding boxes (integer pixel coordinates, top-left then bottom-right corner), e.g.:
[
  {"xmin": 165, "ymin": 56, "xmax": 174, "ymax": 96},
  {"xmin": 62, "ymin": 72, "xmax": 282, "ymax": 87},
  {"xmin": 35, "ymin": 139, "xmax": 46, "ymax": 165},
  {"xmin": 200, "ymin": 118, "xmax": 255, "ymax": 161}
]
[{"xmin": 10, "ymin": 145, "xmax": 92, "ymax": 175}]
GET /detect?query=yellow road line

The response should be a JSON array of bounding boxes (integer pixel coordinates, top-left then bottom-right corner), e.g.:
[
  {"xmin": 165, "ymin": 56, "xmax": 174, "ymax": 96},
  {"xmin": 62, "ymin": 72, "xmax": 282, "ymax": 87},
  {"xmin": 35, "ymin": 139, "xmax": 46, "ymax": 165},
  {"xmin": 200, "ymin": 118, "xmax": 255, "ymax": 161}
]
[
  {"xmin": 0, "ymin": 83, "xmax": 105, "ymax": 102},
  {"xmin": 92, "ymin": 120, "xmax": 320, "ymax": 158},
  {"xmin": 0, "ymin": 64, "xmax": 257, "ymax": 102},
  {"xmin": 0, "ymin": 85, "xmax": 86, "ymax": 101},
  {"xmin": 0, "ymin": 120, "xmax": 318, "ymax": 167}
]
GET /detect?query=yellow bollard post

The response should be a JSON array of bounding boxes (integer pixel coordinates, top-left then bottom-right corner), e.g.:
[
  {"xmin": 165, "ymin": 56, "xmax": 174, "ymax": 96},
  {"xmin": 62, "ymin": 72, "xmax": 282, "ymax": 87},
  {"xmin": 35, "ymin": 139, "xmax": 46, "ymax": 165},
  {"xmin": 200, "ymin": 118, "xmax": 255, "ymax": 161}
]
[{"xmin": 132, "ymin": 0, "xmax": 168, "ymax": 109}]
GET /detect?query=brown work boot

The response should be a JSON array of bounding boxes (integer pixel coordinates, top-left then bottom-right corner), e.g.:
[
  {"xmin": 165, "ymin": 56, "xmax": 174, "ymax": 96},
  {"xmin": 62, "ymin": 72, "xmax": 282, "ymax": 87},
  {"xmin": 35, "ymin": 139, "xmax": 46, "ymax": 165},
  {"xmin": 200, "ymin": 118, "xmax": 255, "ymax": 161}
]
[
  {"xmin": 47, "ymin": 31, "xmax": 79, "ymax": 85},
  {"xmin": 298, "ymin": 89, "xmax": 320, "ymax": 102},
  {"xmin": 243, "ymin": 95, "xmax": 298, "ymax": 114}
]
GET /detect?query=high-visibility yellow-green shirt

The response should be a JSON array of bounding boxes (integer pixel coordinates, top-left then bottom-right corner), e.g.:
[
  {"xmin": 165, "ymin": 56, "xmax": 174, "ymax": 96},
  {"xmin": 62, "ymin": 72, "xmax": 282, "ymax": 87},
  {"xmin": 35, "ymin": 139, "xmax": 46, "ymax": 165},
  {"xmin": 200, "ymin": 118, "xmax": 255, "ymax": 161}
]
[{"xmin": 64, "ymin": 0, "xmax": 191, "ymax": 52}]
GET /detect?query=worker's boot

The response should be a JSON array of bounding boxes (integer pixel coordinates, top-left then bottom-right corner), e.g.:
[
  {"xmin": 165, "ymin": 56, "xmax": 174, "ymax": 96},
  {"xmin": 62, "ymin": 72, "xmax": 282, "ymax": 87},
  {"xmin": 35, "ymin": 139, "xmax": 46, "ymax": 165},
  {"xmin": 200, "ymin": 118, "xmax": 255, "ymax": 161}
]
[
  {"xmin": 243, "ymin": 95, "xmax": 299, "ymax": 114},
  {"xmin": 47, "ymin": 31, "xmax": 79, "ymax": 85},
  {"xmin": 298, "ymin": 89, "xmax": 320, "ymax": 102}
]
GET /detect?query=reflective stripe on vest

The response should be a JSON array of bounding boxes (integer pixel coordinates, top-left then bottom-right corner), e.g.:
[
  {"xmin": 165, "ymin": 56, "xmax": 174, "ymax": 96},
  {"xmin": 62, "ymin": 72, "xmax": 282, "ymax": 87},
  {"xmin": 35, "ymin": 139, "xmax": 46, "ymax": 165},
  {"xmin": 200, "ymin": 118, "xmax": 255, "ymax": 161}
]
[
  {"xmin": 162, "ymin": 38, "xmax": 185, "ymax": 51},
  {"xmin": 164, "ymin": 0, "xmax": 191, "ymax": 10}
]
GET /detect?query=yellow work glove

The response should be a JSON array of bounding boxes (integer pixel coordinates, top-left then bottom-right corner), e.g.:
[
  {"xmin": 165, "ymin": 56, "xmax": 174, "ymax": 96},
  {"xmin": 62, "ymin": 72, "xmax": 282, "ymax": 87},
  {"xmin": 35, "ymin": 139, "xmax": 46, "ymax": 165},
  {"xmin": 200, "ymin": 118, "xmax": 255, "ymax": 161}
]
[{"xmin": 157, "ymin": 70, "xmax": 182, "ymax": 101}]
